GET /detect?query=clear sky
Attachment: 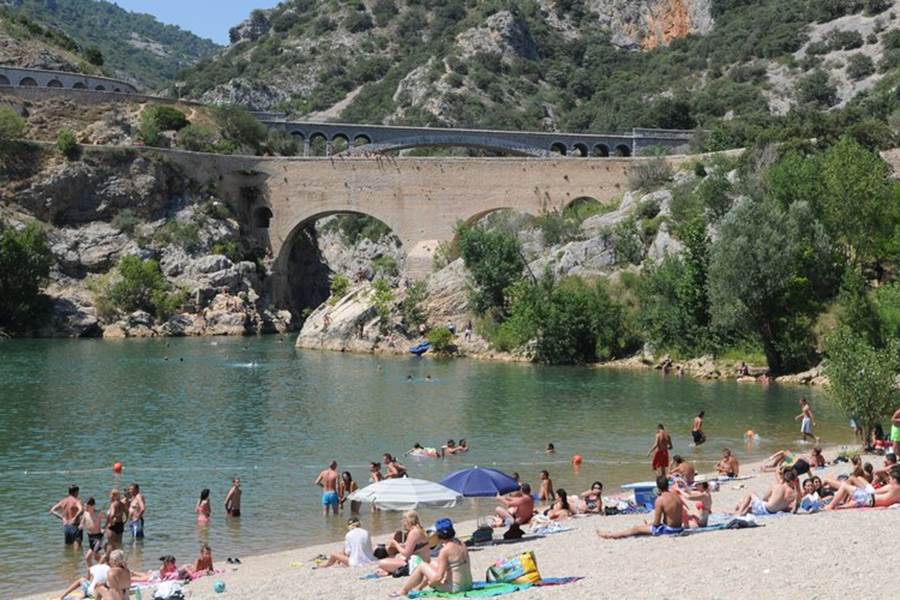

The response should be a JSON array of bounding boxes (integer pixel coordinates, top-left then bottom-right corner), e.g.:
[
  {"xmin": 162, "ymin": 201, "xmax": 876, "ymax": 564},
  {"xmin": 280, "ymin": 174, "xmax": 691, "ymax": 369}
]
[{"xmin": 110, "ymin": 1, "xmax": 281, "ymax": 44}]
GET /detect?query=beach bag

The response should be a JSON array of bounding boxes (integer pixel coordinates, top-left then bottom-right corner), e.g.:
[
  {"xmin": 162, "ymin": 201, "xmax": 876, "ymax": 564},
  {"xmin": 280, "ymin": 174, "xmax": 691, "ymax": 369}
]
[
  {"xmin": 485, "ymin": 551, "xmax": 541, "ymax": 585},
  {"xmin": 503, "ymin": 523, "xmax": 524, "ymax": 540},
  {"xmin": 471, "ymin": 525, "xmax": 493, "ymax": 544},
  {"xmin": 153, "ymin": 581, "xmax": 186, "ymax": 600}
]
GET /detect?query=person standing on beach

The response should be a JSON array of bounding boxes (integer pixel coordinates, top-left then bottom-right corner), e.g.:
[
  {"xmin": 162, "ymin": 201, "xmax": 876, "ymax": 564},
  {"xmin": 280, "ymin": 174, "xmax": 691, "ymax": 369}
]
[
  {"xmin": 126, "ymin": 484, "xmax": 145, "ymax": 542},
  {"xmin": 795, "ymin": 398, "xmax": 817, "ymax": 443},
  {"xmin": 691, "ymin": 411, "xmax": 706, "ymax": 446},
  {"xmin": 315, "ymin": 461, "xmax": 341, "ymax": 516},
  {"xmin": 648, "ymin": 425, "xmax": 673, "ymax": 477},
  {"xmin": 50, "ymin": 485, "xmax": 84, "ymax": 546},
  {"xmin": 225, "ymin": 478, "xmax": 242, "ymax": 518}
]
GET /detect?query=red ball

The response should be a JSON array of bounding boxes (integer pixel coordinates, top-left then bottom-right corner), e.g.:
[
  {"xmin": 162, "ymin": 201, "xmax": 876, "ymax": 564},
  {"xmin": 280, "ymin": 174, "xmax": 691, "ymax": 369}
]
[
  {"xmin": 572, "ymin": 455, "xmax": 583, "ymax": 465},
  {"xmin": 113, "ymin": 462, "xmax": 123, "ymax": 473}
]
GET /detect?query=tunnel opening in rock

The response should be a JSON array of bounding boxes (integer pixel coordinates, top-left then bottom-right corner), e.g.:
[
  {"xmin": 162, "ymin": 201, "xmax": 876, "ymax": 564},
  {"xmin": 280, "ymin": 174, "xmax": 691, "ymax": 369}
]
[{"xmin": 282, "ymin": 212, "xmax": 404, "ymax": 324}]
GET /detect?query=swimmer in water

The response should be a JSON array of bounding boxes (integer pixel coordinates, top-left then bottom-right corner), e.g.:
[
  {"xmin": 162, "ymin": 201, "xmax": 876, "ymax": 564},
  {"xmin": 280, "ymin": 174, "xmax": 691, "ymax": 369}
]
[{"xmin": 546, "ymin": 443, "xmax": 556, "ymax": 454}]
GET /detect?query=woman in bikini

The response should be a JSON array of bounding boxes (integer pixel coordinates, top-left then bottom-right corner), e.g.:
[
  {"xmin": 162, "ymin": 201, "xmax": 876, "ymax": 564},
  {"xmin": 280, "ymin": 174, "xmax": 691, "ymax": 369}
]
[
  {"xmin": 544, "ymin": 489, "xmax": 572, "ymax": 520},
  {"xmin": 376, "ymin": 511, "xmax": 431, "ymax": 576},
  {"xmin": 339, "ymin": 471, "xmax": 361, "ymax": 514},
  {"xmin": 681, "ymin": 480, "xmax": 712, "ymax": 528},
  {"xmin": 105, "ymin": 490, "xmax": 127, "ymax": 548},
  {"xmin": 195, "ymin": 489, "xmax": 211, "ymax": 527},
  {"xmin": 393, "ymin": 518, "xmax": 472, "ymax": 597},
  {"xmin": 581, "ymin": 481, "xmax": 604, "ymax": 514}
]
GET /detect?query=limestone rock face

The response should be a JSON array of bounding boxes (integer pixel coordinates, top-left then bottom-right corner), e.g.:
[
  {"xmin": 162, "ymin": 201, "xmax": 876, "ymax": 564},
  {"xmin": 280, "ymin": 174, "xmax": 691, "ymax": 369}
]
[
  {"xmin": 456, "ymin": 11, "xmax": 539, "ymax": 62},
  {"xmin": 296, "ymin": 284, "xmax": 380, "ymax": 352},
  {"xmin": 50, "ymin": 222, "xmax": 138, "ymax": 276},
  {"xmin": 228, "ymin": 10, "xmax": 273, "ymax": 45},
  {"xmin": 199, "ymin": 77, "xmax": 291, "ymax": 112},
  {"xmin": 587, "ymin": 0, "xmax": 714, "ymax": 50}
]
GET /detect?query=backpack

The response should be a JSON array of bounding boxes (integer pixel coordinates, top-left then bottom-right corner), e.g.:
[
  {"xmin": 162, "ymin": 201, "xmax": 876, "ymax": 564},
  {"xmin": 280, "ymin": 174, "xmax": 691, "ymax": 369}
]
[
  {"xmin": 471, "ymin": 525, "xmax": 493, "ymax": 544},
  {"xmin": 485, "ymin": 551, "xmax": 541, "ymax": 585}
]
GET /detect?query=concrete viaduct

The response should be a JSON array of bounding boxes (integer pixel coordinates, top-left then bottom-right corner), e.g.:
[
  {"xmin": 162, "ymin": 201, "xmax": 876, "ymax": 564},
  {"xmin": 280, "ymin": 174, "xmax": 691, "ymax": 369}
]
[
  {"xmin": 0, "ymin": 66, "xmax": 137, "ymax": 93},
  {"xmin": 261, "ymin": 116, "xmax": 695, "ymax": 158}
]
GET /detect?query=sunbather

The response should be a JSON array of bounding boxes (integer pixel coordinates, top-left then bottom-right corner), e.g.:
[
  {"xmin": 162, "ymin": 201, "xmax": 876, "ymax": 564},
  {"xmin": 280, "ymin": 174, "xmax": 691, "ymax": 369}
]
[
  {"xmin": 544, "ymin": 489, "xmax": 571, "ymax": 520},
  {"xmin": 715, "ymin": 448, "xmax": 740, "ymax": 478},
  {"xmin": 391, "ymin": 518, "xmax": 472, "ymax": 597},
  {"xmin": 598, "ymin": 476, "xmax": 684, "ymax": 539},
  {"xmin": 732, "ymin": 468, "xmax": 797, "ymax": 516},
  {"xmin": 827, "ymin": 467, "xmax": 900, "ymax": 510},
  {"xmin": 376, "ymin": 511, "xmax": 431, "ymax": 577},
  {"xmin": 580, "ymin": 481, "xmax": 604, "ymax": 514},
  {"xmin": 493, "ymin": 483, "xmax": 534, "ymax": 528},
  {"xmin": 681, "ymin": 479, "xmax": 712, "ymax": 528},
  {"xmin": 670, "ymin": 455, "xmax": 695, "ymax": 485}
]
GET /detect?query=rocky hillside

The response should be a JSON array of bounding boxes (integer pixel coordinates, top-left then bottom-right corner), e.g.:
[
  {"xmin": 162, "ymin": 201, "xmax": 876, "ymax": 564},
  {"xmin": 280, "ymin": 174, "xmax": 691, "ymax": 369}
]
[
  {"xmin": 0, "ymin": 0, "xmax": 220, "ymax": 89},
  {"xmin": 175, "ymin": 0, "xmax": 900, "ymax": 143}
]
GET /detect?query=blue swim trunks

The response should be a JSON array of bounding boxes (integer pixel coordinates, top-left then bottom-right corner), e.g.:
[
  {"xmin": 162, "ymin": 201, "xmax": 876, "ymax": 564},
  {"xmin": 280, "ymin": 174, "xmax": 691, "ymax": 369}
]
[
  {"xmin": 651, "ymin": 524, "xmax": 684, "ymax": 536},
  {"xmin": 322, "ymin": 491, "xmax": 339, "ymax": 508},
  {"xmin": 129, "ymin": 518, "xmax": 144, "ymax": 539}
]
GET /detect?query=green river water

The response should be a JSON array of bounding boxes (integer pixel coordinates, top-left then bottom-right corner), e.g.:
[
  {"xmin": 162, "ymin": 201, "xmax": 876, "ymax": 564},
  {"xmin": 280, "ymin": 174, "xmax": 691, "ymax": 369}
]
[{"xmin": 0, "ymin": 337, "xmax": 851, "ymax": 596}]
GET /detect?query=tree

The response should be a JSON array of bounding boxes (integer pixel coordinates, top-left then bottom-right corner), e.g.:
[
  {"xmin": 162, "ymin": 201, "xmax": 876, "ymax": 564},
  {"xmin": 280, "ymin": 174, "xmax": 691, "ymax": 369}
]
[
  {"xmin": 0, "ymin": 107, "xmax": 27, "ymax": 141},
  {"xmin": 107, "ymin": 256, "xmax": 171, "ymax": 316},
  {"xmin": 708, "ymin": 198, "xmax": 838, "ymax": 374},
  {"xmin": 400, "ymin": 280, "xmax": 427, "ymax": 329},
  {"xmin": 796, "ymin": 70, "xmax": 837, "ymax": 108},
  {"xmin": 177, "ymin": 124, "xmax": 216, "ymax": 152},
  {"xmin": 213, "ymin": 105, "xmax": 268, "ymax": 154},
  {"xmin": 826, "ymin": 328, "xmax": 900, "ymax": 446},
  {"xmin": 83, "ymin": 46, "xmax": 104, "ymax": 66},
  {"xmin": 457, "ymin": 223, "xmax": 524, "ymax": 317},
  {"xmin": 56, "ymin": 128, "xmax": 78, "ymax": 159},
  {"xmin": 0, "ymin": 221, "xmax": 52, "ymax": 332},
  {"xmin": 426, "ymin": 326, "xmax": 456, "ymax": 354}
]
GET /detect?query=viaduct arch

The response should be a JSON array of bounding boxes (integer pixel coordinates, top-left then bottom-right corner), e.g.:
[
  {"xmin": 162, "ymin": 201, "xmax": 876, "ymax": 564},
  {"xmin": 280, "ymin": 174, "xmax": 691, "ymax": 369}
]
[{"xmin": 0, "ymin": 66, "xmax": 137, "ymax": 93}]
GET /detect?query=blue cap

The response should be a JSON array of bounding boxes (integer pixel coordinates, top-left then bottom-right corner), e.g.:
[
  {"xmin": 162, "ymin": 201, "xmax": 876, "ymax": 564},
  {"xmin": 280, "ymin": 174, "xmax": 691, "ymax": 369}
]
[{"xmin": 433, "ymin": 518, "xmax": 454, "ymax": 535}]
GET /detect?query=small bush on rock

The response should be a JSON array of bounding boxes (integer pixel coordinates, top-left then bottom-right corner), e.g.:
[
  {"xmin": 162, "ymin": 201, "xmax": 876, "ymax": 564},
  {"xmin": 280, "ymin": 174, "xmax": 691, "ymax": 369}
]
[{"xmin": 56, "ymin": 129, "xmax": 79, "ymax": 160}]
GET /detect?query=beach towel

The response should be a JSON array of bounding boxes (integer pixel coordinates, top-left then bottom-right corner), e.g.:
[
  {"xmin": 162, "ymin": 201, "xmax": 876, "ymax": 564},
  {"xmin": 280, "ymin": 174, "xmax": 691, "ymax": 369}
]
[
  {"xmin": 408, "ymin": 582, "xmax": 533, "ymax": 598},
  {"xmin": 535, "ymin": 577, "xmax": 584, "ymax": 586}
]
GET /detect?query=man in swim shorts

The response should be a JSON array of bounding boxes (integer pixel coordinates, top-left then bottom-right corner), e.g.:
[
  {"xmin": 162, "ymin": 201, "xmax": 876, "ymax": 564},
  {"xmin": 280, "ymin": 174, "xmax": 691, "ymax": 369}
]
[
  {"xmin": 648, "ymin": 424, "xmax": 673, "ymax": 477},
  {"xmin": 49, "ymin": 484, "xmax": 84, "ymax": 546},
  {"xmin": 828, "ymin": 467, "xmax": 900, "ymax": 510},
  {"xmin": 598, "ymin": 476, "xmax": 684, "ymax": 539},
  {"xmin": 732, "ymin": 468, "xmax": 798, "ymax": 516},
  {"xmin": 315, "ymin": 461, "xmax": 340, "ymax": 516},
  {"xmin": 691, "ymin": 411, "xmax": 706, "ymax": 446},
  {"xmin": 225, "ymin": 478, "xmax": 242, "ymax": 517},
  {"xmin": 715, "ymin": 448, "xmax": 740, "ymax": 478},
  {"xmin": 795, "ymin": 398, "xmax": 817, "ymax": 443},
  {"xmin": 126, "ymin": 483, "xmax": 145, "ymax": 541}
]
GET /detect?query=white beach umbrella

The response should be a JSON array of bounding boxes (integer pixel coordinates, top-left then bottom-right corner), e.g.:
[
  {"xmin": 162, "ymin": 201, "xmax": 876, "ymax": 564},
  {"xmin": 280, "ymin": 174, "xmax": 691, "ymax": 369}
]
[{"xmin": 348, "ymin": 478, "xmax": 463, "ymax": 511}]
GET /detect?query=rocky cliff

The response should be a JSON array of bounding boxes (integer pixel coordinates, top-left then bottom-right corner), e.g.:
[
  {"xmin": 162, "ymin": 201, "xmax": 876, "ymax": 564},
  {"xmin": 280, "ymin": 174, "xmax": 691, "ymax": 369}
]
[{"xmin": 587, "ymin": 0, "xmax": 713, "ymax": 50}]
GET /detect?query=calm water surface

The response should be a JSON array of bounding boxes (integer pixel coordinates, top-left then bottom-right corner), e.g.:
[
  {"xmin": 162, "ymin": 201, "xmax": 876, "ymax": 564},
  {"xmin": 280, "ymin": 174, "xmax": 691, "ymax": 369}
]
[{"xmin": 0, "ymin": 337, "xmax": 850, "ymax": 596}]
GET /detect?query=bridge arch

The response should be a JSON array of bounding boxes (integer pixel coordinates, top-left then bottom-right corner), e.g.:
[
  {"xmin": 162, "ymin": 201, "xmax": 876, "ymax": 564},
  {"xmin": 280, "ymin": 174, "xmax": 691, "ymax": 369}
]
[
  {"xmin": 0, "ymin": 74, "xmax": 9, "ymax": 86},
  {"xmin": 353, "ymin": 134, "xmax": 371, "ymax": 147},
  {"xmin": 614, "ymin": 144, "xmax": 631, "ymax": 157},
  {"xmin": 19, "ymin": 77, "xmax": 37, "ymax": 87},
  {"xmin": 571, "ymin": 143, "xmax": 589, "ymax": 157},
  {"xmin": 332, "ymin": 133, "xmax": 350, "ymax": 154},
  {"xmin": 309, "ymin": 132, "xmax": 328, "ymax": 156},
  {"xmin": 592, "ymin": 144, "xmax": 610, "ymax": 157},
  {"xmin": 549, "ymin": 142, "xmax": 567, "ymax": 156},
  {"xmin": 345, "ymin": 135, "xmax": 547, "ymax": 157},
  {"xmin": 253, "ymin": 206, "xmax": 273, "ymax": 229},
  {"xmin": 47, "ymin": 79, "xmax": 63, "ymax": 88},
  {"xmin": 72, "ymin": 81, "xmax": 86, "ymax": 89},
  {"xmin": 94, "ymin": 84, "xmax": 106, "ymax": 91}
]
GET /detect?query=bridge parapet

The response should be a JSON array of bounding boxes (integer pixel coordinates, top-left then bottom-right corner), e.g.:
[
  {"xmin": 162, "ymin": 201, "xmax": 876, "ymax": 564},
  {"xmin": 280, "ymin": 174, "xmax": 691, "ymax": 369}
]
[{"xmin": 0, "ymin": 66, "xmax": 137, "ymax": 93}]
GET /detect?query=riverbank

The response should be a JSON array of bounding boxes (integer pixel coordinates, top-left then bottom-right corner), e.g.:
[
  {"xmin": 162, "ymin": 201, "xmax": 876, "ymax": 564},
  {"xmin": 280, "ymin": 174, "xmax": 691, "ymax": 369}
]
[{"xmin": 21, "ymin": 446, "xmax": 897, "ymax": 600}]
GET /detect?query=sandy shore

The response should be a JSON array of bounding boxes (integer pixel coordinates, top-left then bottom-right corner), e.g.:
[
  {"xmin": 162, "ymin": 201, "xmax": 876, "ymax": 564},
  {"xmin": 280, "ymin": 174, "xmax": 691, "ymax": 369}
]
[{"xmin": 22, "ymin": 447, "xmax": 898, "ymax": 600}]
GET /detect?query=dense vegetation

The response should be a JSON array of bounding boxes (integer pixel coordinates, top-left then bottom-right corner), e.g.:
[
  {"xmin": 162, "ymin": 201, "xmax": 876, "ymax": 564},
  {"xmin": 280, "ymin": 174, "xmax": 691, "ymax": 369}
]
[
  {"xmin": 174, "ymin": 0, "xmax": 899, "ymax": 153},
  {"xmin": 459, "ymin": 137, "xmax": 900, "ymax": 371},
  {"xmin": 1, "ymin": 0, "xmax": 220, "ymax": 89},
  {"xmin": 0, "ymin": 220, "xmax": 52, "ymax": 333}
]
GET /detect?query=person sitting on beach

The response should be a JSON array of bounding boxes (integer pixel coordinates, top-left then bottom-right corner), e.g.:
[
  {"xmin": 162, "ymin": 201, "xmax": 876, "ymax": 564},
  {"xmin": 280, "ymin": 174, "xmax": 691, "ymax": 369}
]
[
  {"xmin": 681, "ymin": 479, "xmax": 712, "ymax": 528},
  {"xmin": 812, "ymin": 476, "xmax": 834, "ymax": 498},
  {"xmin": 94, "ymin": 550, "xmax": 130, "ymax": 600},
  {"xmin": 391, "ymin": 518, "xmax": 472, "ymax": 598},
  {"xmin": 737, "ymin": 361, "xmax": 749, "ymax": 377},
  {"xmin": 384, "ymin": 454, "xmax": 408, "ymax": 478},
  {"xmin": 827, "ymin": 466, "xmax": 900, "ymax": 510},
  {"xmin": 544, "ymin": 489, "xmax": 572, "ymax": 520},
  {"xmin": 798, "ymin": 478, "xmax": 823, "ymax": 512},
  {"xmin": 493, "ymin": 483, "xmax": 535, "ymax": 527},
  {"xmin": 50, "ymin": 484, "xmax": 84, "ymax": 547},
  {"xmin": 598, "ymin": 476, "xmax": 684, "ymax": 539},
  {"xmin": 538, "ymin": 470, "xmax": 555, "ymax": 502},
  {"xmin": 873, "ymin": 453, "xmax": 898, "ymax": 486},
  {"xmin": 581, "ymin": 481, "xmax": 604, "ymax": 514},
  {"xmin": 648, "ymin": 424, "xmax": 673, "ymax": 477},
  {"xmin": 732, "ymin": 468, "xmax": 798, "ymax": 516},
  {"xmin": 670, "ymin": 455, "xmax": 696, "ymax": 486},
  {"xmin": 225, "ymin": 478, "xmax": 242, "ymax": 518},
  {"xmin": 715, "ymin": 448, "xmax": 740, "ymax": 478},
  {"xmin": 315, "ymin": 461, "xmax": 341, "ymax": 516},
  {"xmin": 376, "ymin": 511, "xmax": 431, "ymax": 576},
  {"xmin": 180, "ymin": 544, "xmax": 214, "ymax": 578},
  {"xmin": 59, "ymin": 546, "xmax": 110, "ymax": 600},
  {"xmin": 321, "ymin": 517, "xmax": 377, "ymax": 568}
]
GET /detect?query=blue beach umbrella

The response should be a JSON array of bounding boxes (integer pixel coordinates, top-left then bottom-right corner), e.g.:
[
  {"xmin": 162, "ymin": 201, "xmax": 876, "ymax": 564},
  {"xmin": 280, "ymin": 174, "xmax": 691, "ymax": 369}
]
[{"xmin": 439, "ymin": 466, "xmax": 520, "ymax": 497}]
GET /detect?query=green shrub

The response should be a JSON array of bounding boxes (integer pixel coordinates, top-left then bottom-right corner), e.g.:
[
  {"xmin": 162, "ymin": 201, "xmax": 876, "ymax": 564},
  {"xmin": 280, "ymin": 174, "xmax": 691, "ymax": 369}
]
[
  {"xmin": 426, "ymin": 326, "xmax": 456, "ymax": 354},
  {"xmin": 372, "ymin": 0, "xmax": 398, "ymax": 26},
  {"xmin": 796, "ymin": 69, "xmax": 837, "ymax": 107},
  {"xmin": 329, "ymin": 273, "xmax": 350, "ymax": 302},
  {"xmin": 372, "ymin": 255, "xmax": 398, "ymax": 276},
  {"xmin": 83, "ymin": 46, "xmax": 104, "ymax": 66},
  {"xmin": 343, "ymin": 10, "xmax": 374, "ymax": 33},
  {"xmin": 371, "ymin": 277, "xmax": 393, "ymax": 332},
  {"xmin": 877, "ymin": 49, "xmax": 900, "ymax": 73},
  {"xmin": 534, "ymin": 210, "xmax": 578, "ymax": 246},
  {"xmin": 628, "ymin": 158, "xmax": 673, "ymax": 191},
  {"xmin": 0, "ymin": 107, "xmax": 27, "ymax": 141},
  {"xmin": 882, "ymin": 29, "xmax": 900, "ymax": 50},
  {"xmin": 401, "ymin": 280, "xmax": 427, "ymax": 328},
  {"xmin": 432, "ymin": 239, "xmax": 460, "ymax": 270},
  {"xmin": 111, "ymin": 209, "xmax": 141, "ymax": 235},
  {"xmin": 846, "ymin": 53, "xmax": 875, "ymax": 80},
  {"xmin": 153, "ymin": 221, "xmax": 201, "ymax": 252},
  {"xmin": 0, "ymin": 221, "xmax": 52, "ymax": 332},
  {"xmin": 211, "ymin": 240, "xmax": 240, "ymax": 262},
  {"xmin": 104, "ymin": 256, "xmax": 172, "ymax": 318},
  {"xmin": 826, "ymin": 29, "xmax": 864, "ymax": 51},
  {"xmin": 200, "ymin": 200, "xmax": 232, "ymax": 221},
  {"xmin": 56, "ymin": 129, "xmax": 79, "ymax": 160},
  {"xmin": 610, "ymin": 218, "xmax": 644, "ymax": 266},
  {"xmin": 457, "ymin": 223, "xmax": 524, "ymax": 317},
  {"xmin": 213, "ymin": 105, "xmax": 268, "ymax": 154},
  {"xmin": 177, "ymin": 124, "xmax": 216, "ymax": 152}
]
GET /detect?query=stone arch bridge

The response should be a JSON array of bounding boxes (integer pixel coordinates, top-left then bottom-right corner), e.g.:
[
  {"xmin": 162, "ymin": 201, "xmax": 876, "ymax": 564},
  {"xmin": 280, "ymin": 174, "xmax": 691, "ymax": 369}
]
[
  {"xmin": 0, "ymin": 66, "xmax": 137, "ymax": 93},
  {"xmin": 162, "ymin": 150, "xmax": 695, "ymax": 310}
]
